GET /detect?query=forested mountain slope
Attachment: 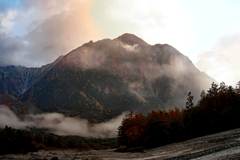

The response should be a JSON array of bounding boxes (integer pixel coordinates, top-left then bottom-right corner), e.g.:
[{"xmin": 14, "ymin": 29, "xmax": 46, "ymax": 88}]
[{"xmin": 20, "ymin": 33, "xmax": 216, "ymax": 122}]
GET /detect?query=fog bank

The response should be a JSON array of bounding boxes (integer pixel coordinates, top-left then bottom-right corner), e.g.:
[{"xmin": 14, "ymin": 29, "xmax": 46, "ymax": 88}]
[{"xmin": 0, "ymin": 105, "xmax": 127, "ymax": 138}]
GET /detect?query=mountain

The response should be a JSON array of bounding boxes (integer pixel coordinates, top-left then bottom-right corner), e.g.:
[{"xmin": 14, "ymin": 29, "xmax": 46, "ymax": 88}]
[
  {"xmin": 0, "ymin": 56, "xmax": 63, "ymax": 103},
  {"xmin": 19, "ymin": 33, "xmax": 216, "ymax": 122}
]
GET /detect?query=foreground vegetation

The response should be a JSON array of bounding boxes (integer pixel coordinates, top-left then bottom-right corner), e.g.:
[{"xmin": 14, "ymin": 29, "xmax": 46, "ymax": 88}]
[
  {"xmin": 0, "ymin": 126, "xmax": 117, "ymax": 155},
  {"xmin": 118, "ymin": 82, "xmax": 240, "ymax": 148},
  {"xmin": 2, "ymin": 81, "xmax": 240, "ymax": 155}
]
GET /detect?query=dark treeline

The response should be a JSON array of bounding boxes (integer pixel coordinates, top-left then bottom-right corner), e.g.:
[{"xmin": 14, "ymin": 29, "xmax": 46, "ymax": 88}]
[
  {"xmin": 2, "ymin": 81, "xmax": 240, "ymax": 154},
  {"xmin": 117, "ymin": 82, "xmax": 240, "ymax": 148},
  {"xmin": 0, "ymin": 126, "xmax": 117, "ymax": 155}
]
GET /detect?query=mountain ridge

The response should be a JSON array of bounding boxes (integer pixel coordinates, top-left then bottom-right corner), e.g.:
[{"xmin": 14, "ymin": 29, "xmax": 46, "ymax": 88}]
[
  {"xmin": 0, "ymin": 55, "xmax": 63, "ymax": 103},
  {"xmin": 17, "ymin": 33, "xmax": 216, "ymax": 122},
  {"xmin": 0, "ymin": 33, "xmax": 216, "ymax": 122}
]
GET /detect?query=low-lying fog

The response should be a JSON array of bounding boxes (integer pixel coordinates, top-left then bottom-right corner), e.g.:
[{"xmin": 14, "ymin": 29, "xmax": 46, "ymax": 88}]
[{"xmin": 0, "ymin": 105, "xmax": 127, "ymax": 138}]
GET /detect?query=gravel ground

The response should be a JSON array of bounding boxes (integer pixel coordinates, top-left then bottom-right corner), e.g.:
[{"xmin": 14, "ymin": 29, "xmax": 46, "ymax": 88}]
[{"xmin": 2, "ymin": 128, "xmax": 240, "ymax": 160}]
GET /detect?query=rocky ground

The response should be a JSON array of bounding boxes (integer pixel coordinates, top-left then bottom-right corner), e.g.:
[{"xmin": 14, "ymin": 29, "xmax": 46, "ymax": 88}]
[{"xmin": 2, "ymin": 128, "xmax": 240, "ymax": 160}]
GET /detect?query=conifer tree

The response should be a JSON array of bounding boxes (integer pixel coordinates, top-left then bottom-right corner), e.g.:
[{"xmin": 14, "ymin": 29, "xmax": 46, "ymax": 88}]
[{"xmin": 186, "ymin": 92, "xmax": 194, "ymax": 110}]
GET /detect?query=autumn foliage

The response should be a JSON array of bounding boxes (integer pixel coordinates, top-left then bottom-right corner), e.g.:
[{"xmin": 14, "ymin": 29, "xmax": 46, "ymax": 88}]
[
  {"xmin": 118, "ymin": 82, "xmax": 240, "ymax": 148},
  {"xmin": 118, "ymin": 107, "xmax": 185, "ymax": 147}
]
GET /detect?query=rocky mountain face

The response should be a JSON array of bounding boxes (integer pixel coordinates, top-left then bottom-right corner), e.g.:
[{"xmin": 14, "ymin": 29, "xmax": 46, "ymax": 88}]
[
  {"xmin": 19, "ymin": 33, "xmax": 215, "ymax": 122},
  {"xmin": 0, "ymin": 56, "xmax": 63, "ymax": 103}
]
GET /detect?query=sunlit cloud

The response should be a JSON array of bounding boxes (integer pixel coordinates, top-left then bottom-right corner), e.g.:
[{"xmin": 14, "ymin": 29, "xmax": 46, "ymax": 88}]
[
  {"xmin": 0, "ymin": 0, "xmax": 103, "ymax": 67},
  {"xmin": 92, "ymin": 0, "xmax": 196, "ymax": 55},
  {"xmin": 196, "ymin": 33, "xmax": 240, "ymax": 86},
  {"xmin": 0, "ymin": 10, "xmax": 17, "ymax": 34},
  {"xmin": 0, "ymin": 0, "xmax": 240, "ymax": 82}
]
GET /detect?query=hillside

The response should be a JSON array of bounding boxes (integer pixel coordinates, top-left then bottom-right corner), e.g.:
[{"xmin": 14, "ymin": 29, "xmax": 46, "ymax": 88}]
[
  {"xmin": 19, "ymin": 33, "xmax": 216, "ymax": 122},
  {"xmin": 0, "ymin": 56, "xmax": 63, "ymax": 103}
]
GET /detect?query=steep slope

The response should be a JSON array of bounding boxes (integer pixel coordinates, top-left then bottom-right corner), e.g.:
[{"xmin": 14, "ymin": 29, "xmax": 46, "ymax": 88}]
[
  {"xmin": 20, "ymin": 33, "xmax": 216, "ymax": 122},
  {"xmin": 0, "ymin": 56, "xmax": 63, "ymax": 101}
]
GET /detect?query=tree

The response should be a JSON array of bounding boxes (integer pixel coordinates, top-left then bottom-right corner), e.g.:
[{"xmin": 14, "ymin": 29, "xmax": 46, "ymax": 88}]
[
  {"xmin": 237, "ymin": 81, "xmax": 240, "ymax": 88},
  {"xmin": 200, "ymin": 90, "xmax": 206, "ymax": 98},
  {"xmin": 145, "ymin": 110, "xmax": 169, "ymax": 146},
  {"xmin": 186, "ymin": 92, "xmax": 194, "ymax": 110},
  {"xmin": 208, "ymin": 82, "xmax": 218, "ymax": 97},
  {"xmin": 117, "ymin": 111, "xmax": 142, "ymax": 146},
  {"xmin": 236, "ymin": 81, "xmax": 240, "ymax": 94},
  {"xmin": 124, "ymin": 126, "xmax": 145, "ymax": 146}
]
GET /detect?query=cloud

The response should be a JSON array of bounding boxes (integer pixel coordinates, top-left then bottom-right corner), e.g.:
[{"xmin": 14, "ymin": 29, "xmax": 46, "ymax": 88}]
[
  {"xmin": 0, "ymin": 105, "xmax": 127, "ymax": 138},
  {"xmin": 0, "ymin": 0, "xmax": 103, "ymax": 67},
  {"xmin": 0, "ymin": 105, "xmax": 34, "ymax": 129},
  {"xmin": 118, "ymin": 42, "xmax": 140, "ymax": 53},
  {"xmin": 0, "ymin": 10, "xmax": 17, "ymax": 34},
  {"xmin": 92, "ymin": 0, "xmax": 196, "ymax": 55},
  {"xmin": 0, "ymin": 0, "xmax": 196, "ymax": 67},
  {"xmin": 66, "ymin": 40, "xmax": 142, "ymax": 70},
  {"xmin": 196, "ymin": 33, "xmax": 240, "ymax": 86}
]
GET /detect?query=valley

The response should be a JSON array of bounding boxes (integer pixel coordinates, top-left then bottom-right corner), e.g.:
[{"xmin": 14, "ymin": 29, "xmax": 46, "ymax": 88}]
[
  {"xmin": 1, "ymin": 1, "xmax": 240, "ymax": 160},
  {"xmin": 2, "ymin": 128, "xmax": 240, "ymax": 160},
  {"xmin": 0, "ymin": 33, "xmax": 237, "ymax": 160}
]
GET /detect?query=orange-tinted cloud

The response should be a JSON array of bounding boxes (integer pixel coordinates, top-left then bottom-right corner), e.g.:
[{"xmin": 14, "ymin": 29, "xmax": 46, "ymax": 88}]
[{"xmin": 0, "ymin": 0, "xmax": 103, "ymax": 67}]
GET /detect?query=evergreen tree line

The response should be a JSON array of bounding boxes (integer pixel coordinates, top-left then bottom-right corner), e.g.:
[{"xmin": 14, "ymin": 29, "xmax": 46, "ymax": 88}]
[
  {"xmin": 0, "ymin": 126, "xmax": 117, "ymax": 155},
  {"xmin": 117, "ymin": 82, "xmax": 240, "ymax": 148}
]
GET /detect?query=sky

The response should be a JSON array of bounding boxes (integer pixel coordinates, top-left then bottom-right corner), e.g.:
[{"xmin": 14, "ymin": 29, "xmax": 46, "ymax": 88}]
[{"xmin": 0, "ymin": 0, "xmax": 240, "ymax": 86}]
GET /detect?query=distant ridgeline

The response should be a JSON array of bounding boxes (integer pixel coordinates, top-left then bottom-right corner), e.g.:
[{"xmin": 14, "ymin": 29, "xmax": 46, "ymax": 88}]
[
  {"xmin": 117, "ymin": 82, "xmax": 240, "ymax": 148},
  {"xmin": 0, "ymin": 56, "xmax": 63, "ymax": 103},
  {"xmin": 1, "ymin": 33, "xmax": 216, "ymax": 122}
]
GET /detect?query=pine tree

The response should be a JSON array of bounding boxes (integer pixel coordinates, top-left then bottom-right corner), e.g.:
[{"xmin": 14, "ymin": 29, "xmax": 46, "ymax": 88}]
[
  {"xmin": 200, "ymin": 90, "xmax": 206, "ymax": 98},
  {"xmin": 186, "ymin": 92, "xmax": 194, "ymax": 110},
  {"xmin": 237, "ymin": 81, "xmax": 240, "ymax": 88},
  {"xmin": 236, "ymin": 81, "xmax": 240, "ymax": 94}
]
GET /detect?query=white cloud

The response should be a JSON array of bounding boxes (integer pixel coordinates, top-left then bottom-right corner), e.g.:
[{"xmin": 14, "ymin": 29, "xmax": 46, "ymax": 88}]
[
  {"xmin": 0, "ymin": 10, "xmax": 17, "ymax": 34},
  {"xmin": 0, "ymin": 0, "xmax": 103, "ymax": 67},
  {"xmin": 0, "ymin": 105, "xmax": 34, "ymax": 129},
  {"xmin": 0, "ymin": 105, "xmax": 127, "ymax": 138},
  {"xmin": 196, "ymin": 33, "xmax": 240, "ymax": 86},
  {"xmin": 92, "ymin": 0, "xmax": 196, "ymax": 55},
  {"xmin": 118, "ymin": 42, "xmax": 139, "ymax": 53}
]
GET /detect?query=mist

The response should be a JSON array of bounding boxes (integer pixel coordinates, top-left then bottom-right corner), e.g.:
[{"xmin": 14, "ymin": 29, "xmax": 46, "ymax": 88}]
[
  {"xmin": 66, "ymin": 38, "xmax": 214, "ymax": 109},
  {"xmin": 0, "ymin": 105, "xmax": 127, "ymax": 138}
]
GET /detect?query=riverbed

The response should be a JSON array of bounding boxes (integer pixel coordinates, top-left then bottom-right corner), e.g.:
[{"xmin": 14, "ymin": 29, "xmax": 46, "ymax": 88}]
[{"xmin": 2, "ymin": 128, "xmax": 240, "ymax": 160}]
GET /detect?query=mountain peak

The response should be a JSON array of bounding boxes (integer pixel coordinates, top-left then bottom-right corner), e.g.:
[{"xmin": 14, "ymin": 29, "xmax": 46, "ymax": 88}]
[{"xmin": 115, "ymin": 33, "xmax": 149, "ymax": 47}]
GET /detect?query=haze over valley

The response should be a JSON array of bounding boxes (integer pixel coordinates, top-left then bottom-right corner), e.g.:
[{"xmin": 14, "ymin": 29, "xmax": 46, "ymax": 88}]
[
  {"xmin": 0, "ymin": 33, "xmax": 215, "ymax": 124},
  {"xmin": 1, "ymin": 0, "xmax": 240, "ymax": 159}
]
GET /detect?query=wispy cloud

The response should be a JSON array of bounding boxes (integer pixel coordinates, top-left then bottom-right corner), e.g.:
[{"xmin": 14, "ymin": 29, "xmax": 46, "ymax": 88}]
[
  {"xmin": 0, "ymin": 0, "xmax": 103, "ymax": 67},
  {"xmin": 196, "ymin": 33, "xmax": 240, "ymax": 86},
  {"xmin": 0, "ymin": 105, "xmax": 127, "ymax": 138},
  {"xmin": 92, "ymin": 0, "xmax": 195, "ymax": 55}
]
